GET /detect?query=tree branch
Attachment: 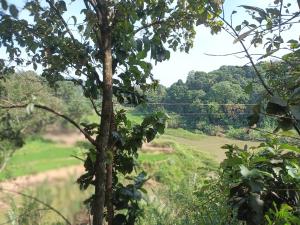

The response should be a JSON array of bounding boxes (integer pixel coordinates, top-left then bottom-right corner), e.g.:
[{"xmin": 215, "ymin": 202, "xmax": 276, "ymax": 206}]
[
  {"xmin": 0, "ymin": 103, "xmax": 97, "ymax": 146},
  {"xmin": 45, "ymin": 0, "xmax": 76, "ymax": 44}
]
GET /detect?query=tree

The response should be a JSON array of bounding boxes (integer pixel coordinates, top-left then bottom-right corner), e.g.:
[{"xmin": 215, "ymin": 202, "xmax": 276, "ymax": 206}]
[{"xmin": 0, "ymin": 1, "xmax": 222, "ymax": 224}]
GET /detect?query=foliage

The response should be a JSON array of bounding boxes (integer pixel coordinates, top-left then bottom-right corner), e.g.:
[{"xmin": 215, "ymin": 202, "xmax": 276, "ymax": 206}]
[
  {"xmin": 4, "ymin": 178, "xmax": 94, "ymax": 225},
  {"xmin": 0, "ymin": 71, "xmax": 91, "ymax": 172},
  {"xmin": 140, "ymin": 178, "xmax": 241, "ymax": 225},
  {"xmin": 138, "ymin": 136, "xmax": 238, "ymax": 225},
  {"xmin": 7, "ymin": 194, "xmax": 45, "ymax": 225},
  {"xmin": 0, "ymin": 71, "xmax": 92, "ymax": 133},
  {"xmin": 0, "ymin": 0, "xmax": 223, "ymax": 223},
  {"xmin": 221, "ymin": 139, "xmax": 300, "ymax": 225},
  {"xmin": 0, "ymin": 71, "xmax": 63, "ymax": 133},
  {"xmin": 265, "ymin": 203, "xmax": 300, "ymax": 225},
  {"xmin": 247, "ymin": 52, "xmax": 300, "ymax": 135},
  {"xmin": 0, "ymin": 112, "xmax": 23, "ymax": 171},
  {"xmin": 54, "ymin": 80, "xmax": 93, "ymax": 128}
]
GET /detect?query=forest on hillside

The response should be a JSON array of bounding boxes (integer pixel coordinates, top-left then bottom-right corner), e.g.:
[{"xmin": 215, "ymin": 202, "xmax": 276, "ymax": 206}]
[{"xmin": 135, "ymin": 62, "xmax": 295, "ymax": 140}]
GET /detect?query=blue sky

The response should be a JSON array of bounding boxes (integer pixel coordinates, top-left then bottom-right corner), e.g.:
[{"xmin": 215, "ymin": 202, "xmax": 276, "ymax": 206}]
[{"xmin": 2, "ymin": 0, "xmax": 299, "ymax": 86}]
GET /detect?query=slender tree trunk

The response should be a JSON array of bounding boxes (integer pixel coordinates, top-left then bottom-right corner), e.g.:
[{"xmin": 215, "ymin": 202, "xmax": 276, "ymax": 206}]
[
  {"xmin": 106, "ymin": 112, "xmax": 116, "ymax": 225},
  {"xmin": 106, "ymin": 158, "xmax": 114, "ymax": 225},
  {"xmin": 93, "ymin": 18, "xmax": 113, "ymax": 225}
]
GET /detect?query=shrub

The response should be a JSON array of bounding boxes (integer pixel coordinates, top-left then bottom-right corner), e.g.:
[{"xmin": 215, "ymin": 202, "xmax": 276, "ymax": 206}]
[
  {"xmin": 221, "ymin": 139, "xmax": 300, "ymax": 225},
  {"xmin": 140, "ymin": 177, "xmax": 241, "ymax": 225}
]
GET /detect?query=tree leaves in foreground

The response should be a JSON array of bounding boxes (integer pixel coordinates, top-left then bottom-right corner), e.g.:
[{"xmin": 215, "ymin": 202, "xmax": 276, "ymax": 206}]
[{"xmin": 221, "ymin": 140, "xmax": 300, "ymax": 225}]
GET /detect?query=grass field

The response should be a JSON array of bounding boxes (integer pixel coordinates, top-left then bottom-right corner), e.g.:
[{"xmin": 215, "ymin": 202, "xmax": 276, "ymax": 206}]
[
  {"xmin": 0, "ymin": 138, "xmax": 82, "ymax": 181},
  {"xmin": 0, "ymin": 109, "xmax": 261, "ymax": 181}
]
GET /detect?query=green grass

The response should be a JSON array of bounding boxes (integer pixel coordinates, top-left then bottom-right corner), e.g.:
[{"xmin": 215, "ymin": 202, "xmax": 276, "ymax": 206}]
[
  {"xmin": 139, "ymin": 153, "xmax": 170, "ymax": 162},
  {"xmin": 84, "ymin": 107, "xmax": 143, "ymax": 125},
  {"xmin": 164, "ymin": 128, "xmax": 204, "ymax": 140},
  {"xmin": 0, "ymin": 123, "xmax": 256, "ymax": 181},
  {"xmin": 0, "ymin": 138, "xmax": 82, "ymax": 180}
]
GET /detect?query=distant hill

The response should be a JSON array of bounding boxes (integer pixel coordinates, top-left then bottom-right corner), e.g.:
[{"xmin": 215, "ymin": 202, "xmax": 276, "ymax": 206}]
[{"xmin": 135, "ymin": 65, "xmax": 274, "ymax": 137}]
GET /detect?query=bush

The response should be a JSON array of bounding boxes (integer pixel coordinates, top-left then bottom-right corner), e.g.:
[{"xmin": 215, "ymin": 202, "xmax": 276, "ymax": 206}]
[
  {"xmin": 166, "ymin": 113, "xmax": 182, "ymax": 129},
  {"xmin": 221, "ymin": 139, "xmax": 300, "ymax": 225},
  {"xmin": 140, "ymin": 178, "xmax": 241, "ymax": 225},
  {"xmin": 226, "ymin": 127, "xmax": 249, "ymax": 140}
]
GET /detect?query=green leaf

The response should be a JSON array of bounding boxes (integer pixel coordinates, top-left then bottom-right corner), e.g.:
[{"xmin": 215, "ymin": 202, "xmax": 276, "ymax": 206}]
[
  {"xmin": 266, "ymin": 96, "xmax": 288, "ymax": 116},
  {"xmin": 71, "ymin": 16, "xmax": 77, "ymax": 25},
  {"xmin": 235, "ymin": 25, "xmax": 241, "ymax": 32},
  {"xmin": 240, "ymin": 165, "xmax": 252, "ymax": 177},
  {"xmin": 26, "ymin": 103, "xmax": 35, "ymax": 115},
  {"xmin": 1, "ymin": 0, "xmax": 8, "ymax": 10},
  {"xmin": 233, "ymin": 29, "xmax": 255, "ymax": 44},
  {"xmin": 9, "ymin": 4, "xmax": 18, "ymax": 18},
  {"xmin": 270, "ymin": 96, "xmax": 288, "ymax": 107},
  {"xmin": 57, "ymin": 0, "xmax": 67, "ymax": 12},
  {"xmin": 290, "ymin": 87, "xmax": 300, "ymax": 104},
  {"xmin": 290, "ymin": 105, "xmax": 300, "ymax": 120},
  {"xmin": 277, "ymin": 118, "xmax": 294, "ymax": 131},
  {"xmin": 286, "ymin": 165, "xmax": 300, "ymax": 179},
  {"xmin": 78, "ymin": 24, "xmax": 84, "ymax": 32},
  {"xmin": 239, "ymin": 5, "xmax": 267, "ymax": 18},
  {"xmin": 279, "ymin": 144, "xmax": 300, "ymax": 153},
  {"xmin": 113, "ymin": 214, "xmax": 127, "ymax": 225},
  {"xmin": 33, "ymin": 62, "xmax": 37, "ymax": 71}
]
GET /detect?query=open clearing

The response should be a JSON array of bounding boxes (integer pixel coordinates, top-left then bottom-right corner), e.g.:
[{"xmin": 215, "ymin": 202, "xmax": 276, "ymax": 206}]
[{"xmin": 0, "ymin": 128, "xmax": 260, "ymax": 181}]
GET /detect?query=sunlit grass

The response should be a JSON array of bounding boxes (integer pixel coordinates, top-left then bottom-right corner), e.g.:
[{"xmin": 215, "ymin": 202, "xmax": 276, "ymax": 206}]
[{"xmin": 0, "ymin": 138, "xmax": 82, "ymax": 180}]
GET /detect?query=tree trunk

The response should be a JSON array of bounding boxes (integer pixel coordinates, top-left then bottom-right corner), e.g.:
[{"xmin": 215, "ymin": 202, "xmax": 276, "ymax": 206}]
[
  {"xmin": 93, "ymin": 21, "xmax": 113, "ymax": 225},
  {"xmin": 106, "ymin": 159, "xmax": 114, "ymax": 225},
  {"xmin": 106, "ymin": 113, "xmax": 116, "ymax": 225}
]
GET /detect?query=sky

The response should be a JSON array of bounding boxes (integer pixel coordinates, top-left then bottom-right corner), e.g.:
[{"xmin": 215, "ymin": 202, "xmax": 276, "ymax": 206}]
[
  {"xmin": 1, "ymin": 0, "xmax": 299, "ymax": 87},
  {"xmin": 152, "ymin": 0, "xmax": 299, "ymax": 86}
]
